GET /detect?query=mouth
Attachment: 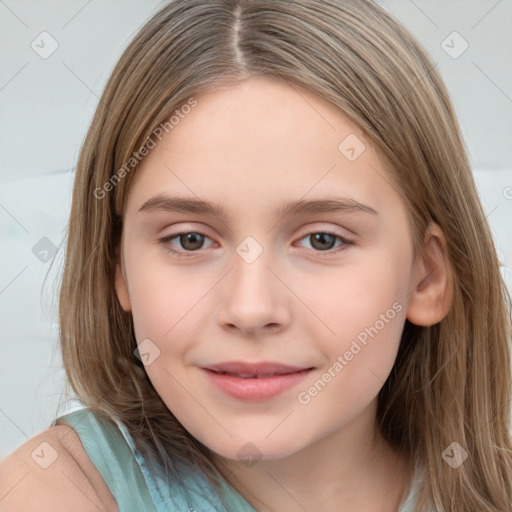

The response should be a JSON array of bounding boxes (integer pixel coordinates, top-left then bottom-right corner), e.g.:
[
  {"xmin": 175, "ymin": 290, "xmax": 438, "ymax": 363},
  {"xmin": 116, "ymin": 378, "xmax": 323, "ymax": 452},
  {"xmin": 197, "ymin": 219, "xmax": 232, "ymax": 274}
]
[
  {"xmin": 202, "ymin": 361, "xmax": 313, "ymax": 377},
  {"xmin": 201, "ymin": 361, "xmax": 315, "ymax": 401},
  {"xmin": 207, "ymin": 371, "xmax": 300, "ymax": 378}
]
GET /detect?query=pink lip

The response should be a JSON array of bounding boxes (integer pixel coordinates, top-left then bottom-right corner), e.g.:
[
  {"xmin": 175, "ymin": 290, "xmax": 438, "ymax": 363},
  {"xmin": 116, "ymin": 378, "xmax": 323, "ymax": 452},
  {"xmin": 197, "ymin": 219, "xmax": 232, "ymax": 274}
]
[
  {"xmin": 201, "ymin": 361, "xmax": 314, "ymax": 401},
  {"xmin": 203, "ymin": 361, "xmax": 310, "ymax": 375}
]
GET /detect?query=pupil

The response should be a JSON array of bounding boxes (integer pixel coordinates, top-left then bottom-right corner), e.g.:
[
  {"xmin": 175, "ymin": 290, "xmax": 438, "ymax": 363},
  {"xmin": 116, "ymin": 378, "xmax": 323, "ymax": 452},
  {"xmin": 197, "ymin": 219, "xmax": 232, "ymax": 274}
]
[
  {"xmin": 181, "ymin": 233, "xmax": 203, "ymax": 250},
  {"xmin": 312, "ymin": 233, "xmax": 335, "ymax": 250}
]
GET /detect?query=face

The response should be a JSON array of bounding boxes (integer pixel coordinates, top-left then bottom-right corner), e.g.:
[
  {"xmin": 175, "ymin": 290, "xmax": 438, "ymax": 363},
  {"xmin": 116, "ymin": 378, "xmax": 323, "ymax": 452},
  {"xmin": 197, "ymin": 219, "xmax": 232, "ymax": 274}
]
[{"xmin": 115, "ymin": 77, "xmax": 418, "ymax": 461}]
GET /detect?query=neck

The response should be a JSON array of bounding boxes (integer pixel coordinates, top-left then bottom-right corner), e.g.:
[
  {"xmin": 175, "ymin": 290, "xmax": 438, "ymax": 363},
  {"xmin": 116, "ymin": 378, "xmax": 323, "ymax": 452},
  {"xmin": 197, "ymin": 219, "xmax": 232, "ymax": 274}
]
[{"xmin": 211, "ymin": 400, "xmax": 413, "ymax": 512}]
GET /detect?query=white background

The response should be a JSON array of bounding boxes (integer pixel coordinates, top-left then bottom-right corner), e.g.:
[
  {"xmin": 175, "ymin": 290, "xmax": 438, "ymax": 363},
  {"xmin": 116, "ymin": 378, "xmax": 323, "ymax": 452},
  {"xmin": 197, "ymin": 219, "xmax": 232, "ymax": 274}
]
[{"xmin": 1, "ymin": 0, "xmax": 511, "ymax": 458}]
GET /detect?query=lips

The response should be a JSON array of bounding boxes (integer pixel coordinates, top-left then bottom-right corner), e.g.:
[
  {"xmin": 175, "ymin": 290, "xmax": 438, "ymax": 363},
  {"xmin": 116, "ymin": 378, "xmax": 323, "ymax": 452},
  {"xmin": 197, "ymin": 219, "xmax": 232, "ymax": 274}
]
[
  {"xmin": 201, "ymin": 361, "xmax": 314, "ymax": 400},
  {"xmin": 202, "ymin": 361, "xmax": 312, "ymax": 378}
]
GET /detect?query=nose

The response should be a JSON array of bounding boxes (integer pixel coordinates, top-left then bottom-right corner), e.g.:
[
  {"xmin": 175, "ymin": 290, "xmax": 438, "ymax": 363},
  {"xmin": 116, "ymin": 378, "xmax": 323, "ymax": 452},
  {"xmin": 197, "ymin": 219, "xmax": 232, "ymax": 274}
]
[{"xmin": 215, "ymin": 246, "xmax": 291, "ymax": 337}]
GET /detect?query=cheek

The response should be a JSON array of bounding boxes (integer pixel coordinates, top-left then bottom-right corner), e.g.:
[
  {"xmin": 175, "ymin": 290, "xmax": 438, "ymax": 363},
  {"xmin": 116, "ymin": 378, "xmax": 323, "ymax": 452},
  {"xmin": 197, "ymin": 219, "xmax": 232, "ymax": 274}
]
[
  {"xmin": 124, "ymin": 255, "xmax": 211, "ymax": 427},
  {"xmin": 304, "ymin": 256, "xmax": 405, "ymax": 344},
  {"xmin": 298, "ymin": 250, "xmax": 408, "ymax": 396},
  {"xmin": 295, "ymin": 281, "xmax": 406, "ymax": 434},
  {"xmin": 126, "ymin": 247, "xmax": 211, "ymax": 347}
]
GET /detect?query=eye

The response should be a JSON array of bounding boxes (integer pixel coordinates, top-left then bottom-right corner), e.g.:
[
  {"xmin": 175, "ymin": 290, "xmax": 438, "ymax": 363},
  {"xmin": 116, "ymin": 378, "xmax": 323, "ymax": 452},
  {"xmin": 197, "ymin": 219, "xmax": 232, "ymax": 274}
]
[
  {"xmin": 157, "ymin": 230, "xmax": 354, "ymax": 257},
  {"xmin": 158, "ymin": 231, "xmax": 215, "ymax": 256},
  {"xmin": 295, "ymin": 231, "xmax": 353, "ymax": 255}
]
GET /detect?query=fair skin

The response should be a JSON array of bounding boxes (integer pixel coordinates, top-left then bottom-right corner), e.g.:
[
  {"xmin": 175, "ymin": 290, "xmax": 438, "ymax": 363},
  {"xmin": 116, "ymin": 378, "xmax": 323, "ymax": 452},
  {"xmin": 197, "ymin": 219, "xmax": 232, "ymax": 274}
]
[
  {"xmin": 0, "ymin": 425, "xmax": 118, "ymax": 511},
  {"xmin": 114, "ymin": 77, "xmax": 452, "ymax": 511},
  {"xmin": 0, "ymin": 76, "xmax": 451, "ymax": 512}
]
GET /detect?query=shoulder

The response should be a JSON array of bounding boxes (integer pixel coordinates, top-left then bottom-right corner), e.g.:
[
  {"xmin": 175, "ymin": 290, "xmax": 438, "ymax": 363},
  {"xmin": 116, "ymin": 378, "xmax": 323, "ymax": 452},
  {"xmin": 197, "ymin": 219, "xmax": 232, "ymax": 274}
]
[{"xmin": 0, "ymin": 424, "xmax": 118, "ymax": 512}]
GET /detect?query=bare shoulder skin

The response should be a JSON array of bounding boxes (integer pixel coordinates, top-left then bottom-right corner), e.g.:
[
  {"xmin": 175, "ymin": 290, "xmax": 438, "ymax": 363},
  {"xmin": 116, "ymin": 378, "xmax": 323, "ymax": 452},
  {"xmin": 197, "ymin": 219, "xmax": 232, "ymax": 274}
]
[{"xmin": 0, "ymin": 425, "xmax": 118, "ymax": 512}]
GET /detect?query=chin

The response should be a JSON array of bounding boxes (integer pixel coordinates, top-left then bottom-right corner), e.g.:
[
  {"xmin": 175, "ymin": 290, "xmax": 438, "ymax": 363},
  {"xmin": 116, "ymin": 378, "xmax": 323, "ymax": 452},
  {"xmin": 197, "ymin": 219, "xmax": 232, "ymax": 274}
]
[{"xmin": 201, "ymin": 433, "xmax": 310, "ymax": 464}]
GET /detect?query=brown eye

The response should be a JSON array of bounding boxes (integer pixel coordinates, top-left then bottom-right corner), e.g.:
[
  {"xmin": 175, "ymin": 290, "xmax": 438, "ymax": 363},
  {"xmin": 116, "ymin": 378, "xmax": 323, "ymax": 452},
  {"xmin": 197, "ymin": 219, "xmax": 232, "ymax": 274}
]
[
  {"xmin": 177, "ymin": 232, "xmax": 205, "ymax": 251},
  {"xmin": 296, "ymin": 231, "xmax": 353, "ymax": 255},
  {"xmin": 158, "ymin": 231, "xmax": 214, "ymax": 256},
  {"xmin": 309, "ymin": 233, "xmax": 337, "ymax": 251}
]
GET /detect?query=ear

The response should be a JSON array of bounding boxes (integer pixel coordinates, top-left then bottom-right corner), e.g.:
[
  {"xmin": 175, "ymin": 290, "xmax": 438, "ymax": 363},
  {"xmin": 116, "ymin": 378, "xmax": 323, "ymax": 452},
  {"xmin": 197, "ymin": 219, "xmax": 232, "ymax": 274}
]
[
  {"xmin": 406, "ymin": 222, "xmax": 453, "ymax": 326},
  {"xmin": 114, "ymin": 242, "xmax": 132, "ymax": 312}
]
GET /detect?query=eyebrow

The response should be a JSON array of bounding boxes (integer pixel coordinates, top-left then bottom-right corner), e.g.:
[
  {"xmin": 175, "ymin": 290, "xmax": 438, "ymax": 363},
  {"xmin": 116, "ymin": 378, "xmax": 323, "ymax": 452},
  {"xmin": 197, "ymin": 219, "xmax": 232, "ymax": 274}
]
[{"xmin": 137, "ymin": 193, "xmax": 378, "ymax": 220}]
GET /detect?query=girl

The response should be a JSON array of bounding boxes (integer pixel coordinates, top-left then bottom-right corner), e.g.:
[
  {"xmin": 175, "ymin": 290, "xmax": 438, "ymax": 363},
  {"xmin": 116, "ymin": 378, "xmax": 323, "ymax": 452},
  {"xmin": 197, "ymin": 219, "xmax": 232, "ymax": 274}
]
[{"xmin": 1, "ymin": 0, "xmax": 511, "ymax": 511}]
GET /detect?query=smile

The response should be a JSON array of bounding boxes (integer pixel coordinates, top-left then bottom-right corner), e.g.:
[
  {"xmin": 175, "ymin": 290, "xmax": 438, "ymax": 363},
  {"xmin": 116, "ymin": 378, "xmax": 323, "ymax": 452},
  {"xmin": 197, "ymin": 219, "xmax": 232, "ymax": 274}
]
[{"xmin": 201, "ymin": 361, "xmax": 314, "ymax": 401}]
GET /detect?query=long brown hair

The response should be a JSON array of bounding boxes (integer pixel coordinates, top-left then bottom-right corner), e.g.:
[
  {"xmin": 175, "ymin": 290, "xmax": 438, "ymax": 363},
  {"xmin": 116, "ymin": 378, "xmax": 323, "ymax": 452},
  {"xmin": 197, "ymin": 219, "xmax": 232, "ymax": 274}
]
[{"xmin": 56, "ymin": 0, "xmax": 512, "ymax": 509}]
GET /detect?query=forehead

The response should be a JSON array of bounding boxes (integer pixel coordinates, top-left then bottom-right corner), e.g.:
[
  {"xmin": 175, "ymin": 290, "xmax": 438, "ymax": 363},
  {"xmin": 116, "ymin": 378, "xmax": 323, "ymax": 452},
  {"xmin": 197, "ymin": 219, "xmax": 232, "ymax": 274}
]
[{"xmin": 124, "ymin": 77, "xmax": 397, "ymax": 219}]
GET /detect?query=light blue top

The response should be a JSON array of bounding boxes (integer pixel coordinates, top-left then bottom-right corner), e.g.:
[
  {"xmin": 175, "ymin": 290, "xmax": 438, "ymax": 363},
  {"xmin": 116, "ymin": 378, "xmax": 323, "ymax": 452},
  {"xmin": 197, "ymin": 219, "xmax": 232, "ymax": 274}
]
[{"xmin": 52, "ymin": 405, "xmax": 421, "ymax": 511}]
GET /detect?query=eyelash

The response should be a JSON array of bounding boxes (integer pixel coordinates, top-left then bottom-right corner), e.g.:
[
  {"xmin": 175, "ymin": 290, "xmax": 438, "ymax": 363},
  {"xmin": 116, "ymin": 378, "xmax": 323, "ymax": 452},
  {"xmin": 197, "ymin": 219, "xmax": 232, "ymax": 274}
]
[{"xmin": 157, "ymin": 230, "xmax": 354, "ymax": 257}]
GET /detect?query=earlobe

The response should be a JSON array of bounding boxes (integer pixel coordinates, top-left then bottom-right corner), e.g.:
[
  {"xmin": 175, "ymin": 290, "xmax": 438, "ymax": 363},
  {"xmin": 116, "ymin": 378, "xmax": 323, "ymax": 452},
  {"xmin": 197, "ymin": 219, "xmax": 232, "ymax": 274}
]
[
  {"xmin": 114, "ymin": 247, "xmax": 132, "ymax": 312},
  {"xmin": 406, "ymin": 223, "xmax": 453, "ymax": 326}
]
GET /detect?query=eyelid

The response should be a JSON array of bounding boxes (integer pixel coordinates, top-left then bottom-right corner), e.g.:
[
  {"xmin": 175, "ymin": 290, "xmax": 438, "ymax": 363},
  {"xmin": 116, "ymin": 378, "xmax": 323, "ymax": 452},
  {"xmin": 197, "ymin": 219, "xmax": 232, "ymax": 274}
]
[
  {"xmin": 295, "ymin": 222, "xmax": 353, "ymax": 239},
  {"xmin": 159, "ymin": 222, "xmax": 354, "ymax": 240}
]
